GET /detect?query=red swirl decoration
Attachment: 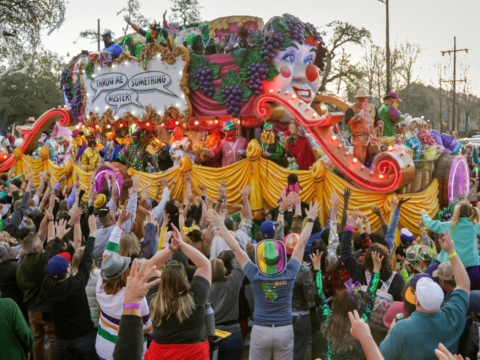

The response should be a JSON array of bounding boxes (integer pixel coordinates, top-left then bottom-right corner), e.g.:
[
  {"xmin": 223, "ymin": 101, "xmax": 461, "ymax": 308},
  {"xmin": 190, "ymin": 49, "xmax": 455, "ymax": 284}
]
[{"xmin": 254, "ymin": 94, "xmax": 414, "ymax": 192}]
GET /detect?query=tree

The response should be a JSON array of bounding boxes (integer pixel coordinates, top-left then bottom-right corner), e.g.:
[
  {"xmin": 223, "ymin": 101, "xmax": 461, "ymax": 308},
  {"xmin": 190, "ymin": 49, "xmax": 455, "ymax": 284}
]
[
  {"xmin": 0, "ymin": 0, "xmax": 65, "ymax": 77},
  {"xmin": 0, "ymin": 48, "xmax": 64, "ymax": 134},
  {"xmin": 318, "ymin": 21, "xmax": 371, "ymax": 93},
  {"xmin": 74, "ymin": 28, "xmax": 115, "ymax": 46},
  {"xmin": 170, "ymin": 0, "xmax": 202, "ymax": 26},
  {"xmin": 116, "ymin": 0, "xmax": 150, "ymax": 36},
  {"xmin": 396, "ymin": 41, "xmax": 422, "ymax": 112}
]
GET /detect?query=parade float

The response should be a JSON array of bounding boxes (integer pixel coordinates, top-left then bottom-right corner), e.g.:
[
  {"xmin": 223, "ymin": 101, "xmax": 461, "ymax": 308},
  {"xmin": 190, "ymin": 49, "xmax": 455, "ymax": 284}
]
[{"xmin": 0, "ymin": 14, "xmax": 469, "ymax": 237}]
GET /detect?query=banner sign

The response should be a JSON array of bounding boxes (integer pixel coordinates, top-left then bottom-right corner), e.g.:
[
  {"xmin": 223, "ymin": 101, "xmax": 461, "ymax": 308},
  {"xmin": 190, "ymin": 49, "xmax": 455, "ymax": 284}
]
[{"xmin": 82, "ymin": 55, "xmax": 190, "ymax": 120}]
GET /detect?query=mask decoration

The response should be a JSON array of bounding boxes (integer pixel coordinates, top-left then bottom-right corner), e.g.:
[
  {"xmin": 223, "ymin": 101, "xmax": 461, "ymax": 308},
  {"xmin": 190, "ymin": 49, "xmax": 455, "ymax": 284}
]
[
  {"xmin": 225, "ymin": 130, "xmax": 236, "ymax": 142},
  {"xmin": 39, "ymin": 132, "xmax": 48, "ymax": 144},
  {"xmin": 261, "ymin": 15, "xmax": 326, "ymax": 122},
  {"xmin": 173, "ymin": 127, "xmax": 184, "ymax": 142}
]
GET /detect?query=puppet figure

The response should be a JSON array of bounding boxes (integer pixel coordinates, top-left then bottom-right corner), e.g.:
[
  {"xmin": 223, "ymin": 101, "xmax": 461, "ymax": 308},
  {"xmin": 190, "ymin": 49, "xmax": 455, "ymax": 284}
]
[
  {"xmin": 118, "ymin": 125, "xmax": 148, "ymax": 172},
  {"xmin": 201, "ymin": 121, "xmax": 247, "ymax": 167},
  {"xmin": 80, "ymin": 134, "xmax": 101, "ymax": 171},
  {"xmin": 285, "ymin": 120, "xmax": 316, "ymax": 171},
  {"xmin": 103, "ymin": 132, "xmax": 123, "ymax": 162},
  {"xmin": 260, "ymin": 122, "xmax": 286, "ymax": 167},
  {"xmin": 379, "ymin": 92, "xmax": 406, "ymax": 137},
  {"xmin": 184, "ymin": 24, "xmax": 219, "ymax": 56}
]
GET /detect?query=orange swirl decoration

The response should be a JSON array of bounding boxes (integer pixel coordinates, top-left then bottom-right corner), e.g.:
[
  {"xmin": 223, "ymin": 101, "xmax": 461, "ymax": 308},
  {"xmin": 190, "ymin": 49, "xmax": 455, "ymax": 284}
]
[{"xmin": 178, "ymin": 156, "xmax": 192, "ymax": 173}]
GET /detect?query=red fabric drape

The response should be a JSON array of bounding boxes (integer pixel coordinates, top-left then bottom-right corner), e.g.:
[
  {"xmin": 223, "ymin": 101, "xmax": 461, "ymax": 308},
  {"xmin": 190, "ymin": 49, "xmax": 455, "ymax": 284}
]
[{"xmin": 285, "ymin": 136, "xmax": 316, "ymax": 171}]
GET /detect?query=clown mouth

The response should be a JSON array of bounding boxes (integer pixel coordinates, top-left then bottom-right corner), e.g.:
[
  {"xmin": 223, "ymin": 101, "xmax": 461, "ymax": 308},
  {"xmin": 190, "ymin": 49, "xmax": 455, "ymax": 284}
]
[{"xmin": 292, "ymin": 87, "xmax": 312, "ymax": 102}]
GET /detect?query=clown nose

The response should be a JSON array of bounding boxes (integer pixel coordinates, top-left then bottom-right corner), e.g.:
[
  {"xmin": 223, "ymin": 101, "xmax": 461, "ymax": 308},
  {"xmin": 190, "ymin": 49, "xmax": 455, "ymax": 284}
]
[{"xmin": 305, "ymin": 64, "xmax": 319, "ymax": 82}]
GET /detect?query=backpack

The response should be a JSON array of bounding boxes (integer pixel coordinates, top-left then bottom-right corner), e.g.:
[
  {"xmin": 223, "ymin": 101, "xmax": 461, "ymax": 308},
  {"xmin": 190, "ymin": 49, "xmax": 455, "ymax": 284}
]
[{"xmin": 361, "ymin": 271, "xmax": 395, "ymax": 331}]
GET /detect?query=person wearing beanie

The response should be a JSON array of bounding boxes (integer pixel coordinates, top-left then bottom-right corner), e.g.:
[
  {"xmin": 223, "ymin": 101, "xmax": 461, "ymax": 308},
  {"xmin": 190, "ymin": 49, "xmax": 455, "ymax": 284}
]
[
  {"xmin": 42, "ymin": 217, "xmax": 98, "ymax": 359},
  {"xmin": 395, "ymin": 228, "xmax": 414, "ymax": 259},
  {"xmin": 379, "ymin": 230, "xmax": 470, "ymax": 360}
]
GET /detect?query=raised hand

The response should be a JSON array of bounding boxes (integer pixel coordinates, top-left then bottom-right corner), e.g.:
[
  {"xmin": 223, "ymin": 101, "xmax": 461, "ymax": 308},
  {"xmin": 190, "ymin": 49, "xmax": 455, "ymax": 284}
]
[
  {"xmin": 347, "ymin": 208, "xmax": 360, "ymax": 228},
  {"xmin": 439, "ymin": 230, "xmax": 455, "ymax": 255},
  {"xmin": 309, "ymin": 249, "xmax": 323, "ymax": 270},
  {"xmin": 88, "ymin": 214, "xmax": 97, "ymax": 236},
  {"xmin": 71, "ymin": 207, "xmax": 83, "ymax": 223},
  {"xmin": 162, "ymin": 213, "xmax": 170, "ymax": 228},
  {"xmin": 342, "ymin": 187, "xmax": 352, "ymax": 202},
  {"xmin": 206, "ymin": 209, "xmax": 223, "ymax": 228},
  {"xmin": 117, "ymin": 209, "xmax": 132, "ymax": 228},
  {"xmin": 239, "ymin": 185, "xmax": 250, "ymax": 198},
  {"xmin": 348, "ymin": 310, "xmax": 372, "ymax": 344},
  {"xmin": 161, "ymin": 177, "xmax": 169, "ymax": 188},
  {"xmin": 56, "ymin": 219, "xmax": 71, "ymax": 239},
  {"xmin": 306, "ymin": 201, "xmax": 321, "ymax": 220},
  {"xmin": 371, "ymin": 205, "xmax": 381, "ymax": 216},
  {"xmin": 418, "ymin": 219, "xmax": 425, "ymax": 229},
  {"xmin": 124, "ymin": 259, "xmax": 161, "ymax": 305},
  {"xmin": 397, "ymin": 197, "xmax": 411, "ymax": 209},
  {"xmin": 372, "ymin": 251, "xmax": 384, "ymax": 273}
]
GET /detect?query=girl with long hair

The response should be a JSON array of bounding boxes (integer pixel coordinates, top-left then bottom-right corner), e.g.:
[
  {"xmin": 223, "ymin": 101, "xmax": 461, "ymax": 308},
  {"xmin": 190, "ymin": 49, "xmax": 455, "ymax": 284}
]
[
  {"xmin": 421, "ymin": 200, "xmax": 480, "ymax": 289},
  {"xmin": 145, "ymin": 223, "xmax": 211, "ymax": 359},
  {"xmin": 323, "ymin": 245, "xmax": 351, "ymax": 300},
  {"xmin": 311, "ymin": 249, "xmax": 383, "ymax": 359}
]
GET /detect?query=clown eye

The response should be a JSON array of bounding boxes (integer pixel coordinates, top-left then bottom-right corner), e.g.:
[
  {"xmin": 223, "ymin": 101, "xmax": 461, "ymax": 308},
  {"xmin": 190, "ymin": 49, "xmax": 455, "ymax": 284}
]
[
  {"xmin": 282, "ymin": 54, "xmax": 295, "ymax": 62},
  {"xmin": 304, "ymin": 56, "xmax": 314, "ymax": 65}
]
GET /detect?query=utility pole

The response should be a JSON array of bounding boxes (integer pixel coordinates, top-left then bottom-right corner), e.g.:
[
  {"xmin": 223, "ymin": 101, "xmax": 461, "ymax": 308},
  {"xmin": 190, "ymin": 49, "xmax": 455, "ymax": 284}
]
[
  {"xmin": 97, "ymin": 19, "xmax": 100, "ymax": 52},
  {"xmin": 378, "ymin": 0, "xmax": 391, "ymax": 94},
  {"xmin": 441, "ymin": 37, "xmax": 468, "ymax": 132}
]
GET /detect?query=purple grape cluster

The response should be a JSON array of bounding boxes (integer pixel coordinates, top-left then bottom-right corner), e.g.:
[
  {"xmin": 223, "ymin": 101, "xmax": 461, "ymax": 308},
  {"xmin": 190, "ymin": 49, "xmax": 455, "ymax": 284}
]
[
  {"xmin": 193, "ymin": 66, "xmax": 215, "ymax": 98},
  {"xmin": 260, "ymin": 34, "xmax": 284, "ymax": 62},
  {"xmin": 71, "ymin": 82, "xmax": 83, "ymax": 122},
  {"xmin": 222, "ymin": 85, "xmax": 243, "ymax": 118},
  {"xmin": 63, "ymin": 83, "xmax": 73, "ymax": 102},
  {"xmin": 246, "ymin": 62, "xmax": 269, "ymax": 95},
  {"xmin": 60, "ymin": 67, "xmax": 69, "ymax": 91},
  {"xmin": 285, "ymin": 17, "xmax": 305, "ymax": 45},
  {"xmin": 305, "ymin": 22, "xmax": 325, "ymax": 45},
  {"xmin": 442, "ymin": 213, "xmax": 452, "ymax": 222}
]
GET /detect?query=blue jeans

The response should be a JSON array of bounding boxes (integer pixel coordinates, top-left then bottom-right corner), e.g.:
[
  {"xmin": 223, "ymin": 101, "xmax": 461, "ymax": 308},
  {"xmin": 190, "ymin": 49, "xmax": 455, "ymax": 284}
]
[
  {"xmin": 292, "ymin": 314, "xmax": 311, "ymax": 360},
  {"xmin": 218, "ymin": 330, "xmax": 243, "ymax": 360},
  {"xmin": 55, "ymin": 328, "xmax": 96, "ymax": 360}
]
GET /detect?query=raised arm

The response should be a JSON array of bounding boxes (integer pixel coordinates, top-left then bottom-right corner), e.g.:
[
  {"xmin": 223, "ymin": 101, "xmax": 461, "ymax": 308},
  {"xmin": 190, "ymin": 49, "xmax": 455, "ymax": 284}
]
[
  {"xmin": 349, "ymin": 310, "xmax": 385, "ymax": 360},
  {"xmin": 371, "ymin": 205, "xmax": 387, "ymax": 228},
  {"xmin": 171, "ymin": 224, "xmax": 211, "ymax": 284},
  {"xmin": 418, "ymin": 219, "xmax": 432, "ymax": 247},
  {"xmin": 214, "ymin": 180, "xmax": 226, "ymax": 215},
  {"xmin": 440, "ymin": 230, "xmax": 470, "ymax": 295},
  {"xmin": 326, "ymin": 198, "xmax": 340, "ymax": 267},
  {"xmin": 310, "ymin": 250, "xmax": 332, "ymax": 325},
  {"xmin": 385, "ymin": 197, "xmax": 410, "ymax": 257},
  {"xmin": 103, "ymin": 209, "xmax": 131, "ymax": 259},
  {"xmin": 420, "ymin": 210, "xmax": 448, "ymax": 234},
  {"xmin": 110, "ymin": 172, "xmax": 119, "ymax": 204},
  {"xmin": 340, "ymin": 210, "xmax": 365, "ymax": 282},
  {"xmin": 239, "ymin": 185, "xmax": 252, "ymax": 221},
  {"xmin": 124, "ymin": 176, "xmax": 140, "ymax": 232},
  {"xmin": 70, "ymin": 207, "xmax": 83, "ymax": 251},
  {"xmin": 207, "ymin": 209, "xmax": 250, "ymax": 269},
  {"xmin": 291, "ymin": 202, "xmax": 320, "ymax": 264},
  {"xmin": 340, "ymin": 187, "xmax": 352, "ymax": 234}
]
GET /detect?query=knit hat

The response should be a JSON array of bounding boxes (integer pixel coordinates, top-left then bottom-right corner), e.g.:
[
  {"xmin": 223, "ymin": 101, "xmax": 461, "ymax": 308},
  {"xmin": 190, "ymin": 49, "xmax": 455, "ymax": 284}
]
[
  {"xmin": 255, "ymin": 240, "xmax": 287, "ymax": 276},
  {"xmin": 47, "ymin": 252, "xmax": 71, "ymax": 278},
  {"xmin": 400, "ymin": 228, "xmax": 414, "ymax": 244},
  {"xmin": 94, "ymin": 194, "xmax": 107, "ymax": 209},
  {"xmin": 260, "ymin": 220, "xmax": 275, "ymax": 238},
  {"xmin": 56, "ymin": 136, "xmax": 66, "ymax": 143},
  {"xmin": 283, "ymin": 233, "xmax": 300, "ymax": 255}
]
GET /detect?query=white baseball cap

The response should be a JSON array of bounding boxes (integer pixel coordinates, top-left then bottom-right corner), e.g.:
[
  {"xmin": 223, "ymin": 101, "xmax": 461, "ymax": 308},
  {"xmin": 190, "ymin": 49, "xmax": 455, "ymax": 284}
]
[{"xmin": 416, "ymin": 277, "xmax": 444, "ymax": 311}]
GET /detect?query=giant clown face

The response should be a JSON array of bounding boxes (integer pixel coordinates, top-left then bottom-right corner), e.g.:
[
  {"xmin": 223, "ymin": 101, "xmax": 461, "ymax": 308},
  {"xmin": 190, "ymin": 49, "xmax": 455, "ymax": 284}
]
[{"xmin": 263, "ymin": 43, "xmax": 320, "ymax": 106}]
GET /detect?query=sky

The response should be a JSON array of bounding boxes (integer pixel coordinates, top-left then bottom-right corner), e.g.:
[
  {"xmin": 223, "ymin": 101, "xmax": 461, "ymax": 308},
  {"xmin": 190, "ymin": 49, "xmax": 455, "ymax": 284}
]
[{"xmin": 41, "ymin": 0, "xmax": 480, "ymax": 95}]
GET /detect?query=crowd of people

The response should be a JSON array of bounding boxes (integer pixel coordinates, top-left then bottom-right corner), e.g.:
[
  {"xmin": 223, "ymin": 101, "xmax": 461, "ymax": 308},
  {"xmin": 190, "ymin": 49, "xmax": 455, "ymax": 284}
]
[{"xmin": 0, "ymin": 166, "xmax": 479, "ymax": 360}]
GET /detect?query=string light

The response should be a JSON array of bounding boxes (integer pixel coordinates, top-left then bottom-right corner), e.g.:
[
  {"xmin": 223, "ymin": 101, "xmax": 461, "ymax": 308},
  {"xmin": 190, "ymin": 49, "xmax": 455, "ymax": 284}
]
[
  {"xmin": 175, "ymin": 121, "xmax": 179, "ymax": 125},
  {"xmin": 379, "ymin": 174, "xmax": 384, "ymax": 179},
  {"xmin": 146, "ymin": 122, "xmax": 150, "ymax": 126},
  {"xmin": 353, "ymin": 158, "xmax": 358, "ymax": 163},
  {"xmin": 388, "ymin": 146, "xmax": 393, "ymax": 151},
  {"xmin": 331, "ymin": 135, "xmax": 336, "ymax": 140},
  {"xmin": 194, "ymin": 120, "xmax": 199, "ymax": 125}
]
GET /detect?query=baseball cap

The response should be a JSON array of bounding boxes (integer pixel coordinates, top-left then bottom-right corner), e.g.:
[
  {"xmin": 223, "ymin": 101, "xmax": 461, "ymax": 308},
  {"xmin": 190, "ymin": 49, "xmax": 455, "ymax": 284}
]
[
  {"xmin": 47, "ymin": 252, "xmax": 71, "ymax": 278},
  {"xmin": 405, "ymin": 273, "xmax": 431, "ymax": 304},
  {"xmin": 416, "ymin": 277, "xmax": 444, "ymax": 311},
  {"xmin": 383, "ymin": 301, "xmax": 409, "ymax": 329},
  {"xmin": 400, "ymin": 228, "xmax": 414, "ymax": 244},
  {"xmin": 260, "ymin": 220, "xmax": 275, "ymax": 238},
  {"xmin": 433, "ymin": 262, "xmax": 454, "ymax": 281}
]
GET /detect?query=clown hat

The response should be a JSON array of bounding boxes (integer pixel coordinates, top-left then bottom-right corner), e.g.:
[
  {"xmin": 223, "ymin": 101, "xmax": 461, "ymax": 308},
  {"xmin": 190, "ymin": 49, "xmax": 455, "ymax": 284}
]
[
  {"xmin": 106, "ymin": 132, "xmax": 115, "ymax": 140},
  {"xmin": 283, "ymin": 233, "xmax": 300, "ymax": 255},
  {"xmin": 72, "ymin": 129, "xmax": 84, "ymax": 137},
  {"xmin": 222, "ymin": 121, "xmax": 237, "ymax": 132},
  {"xmin": 255, "ymin": 239, "xmax": 287, "ymax": 276}
]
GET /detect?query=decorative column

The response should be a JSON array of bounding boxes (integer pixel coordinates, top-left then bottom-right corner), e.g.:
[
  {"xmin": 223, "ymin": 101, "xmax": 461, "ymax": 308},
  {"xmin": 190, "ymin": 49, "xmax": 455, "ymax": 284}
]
[
  {"xmin": 312, "ymin": 160, "xmax": 326, "ymax": 227},
  {"xmin": 13, "ymin": 147, "xmax": 24, "ymax": 178},
  {"xmin": 246, "ymin": 139, "xmax": 263, "ymax": 220},
  {"xmin": 179, "ymin": 155, "xmax": 193, "ymax": 202}
]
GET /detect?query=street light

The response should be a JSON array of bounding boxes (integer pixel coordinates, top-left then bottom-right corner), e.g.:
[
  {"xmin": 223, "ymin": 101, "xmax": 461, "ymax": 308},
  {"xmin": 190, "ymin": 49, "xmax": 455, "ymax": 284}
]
[{"xmin": 378, "ymin": 0, "xmax": 391, "ymax": 93}]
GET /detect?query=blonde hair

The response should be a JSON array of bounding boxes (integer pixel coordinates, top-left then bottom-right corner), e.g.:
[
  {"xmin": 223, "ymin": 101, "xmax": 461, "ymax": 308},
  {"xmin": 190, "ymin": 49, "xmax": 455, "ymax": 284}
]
[
  {"xmin": 71, "ymin": 247, "xmax": 96, "ymax": 275},
  {"xmin": 118, "ymin": 232, "xmax": 140, "ymax": 258},
  {"xmin": 149, "ymin": 261, "xmax": 195, "ymax": 326},
  {"xmin": 451, "ymin": 201, "xmax": 480, "ymax": 233},
  {"xmin": 211, "ymin": 258, "xmax": 226, "ymax": 283}
]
